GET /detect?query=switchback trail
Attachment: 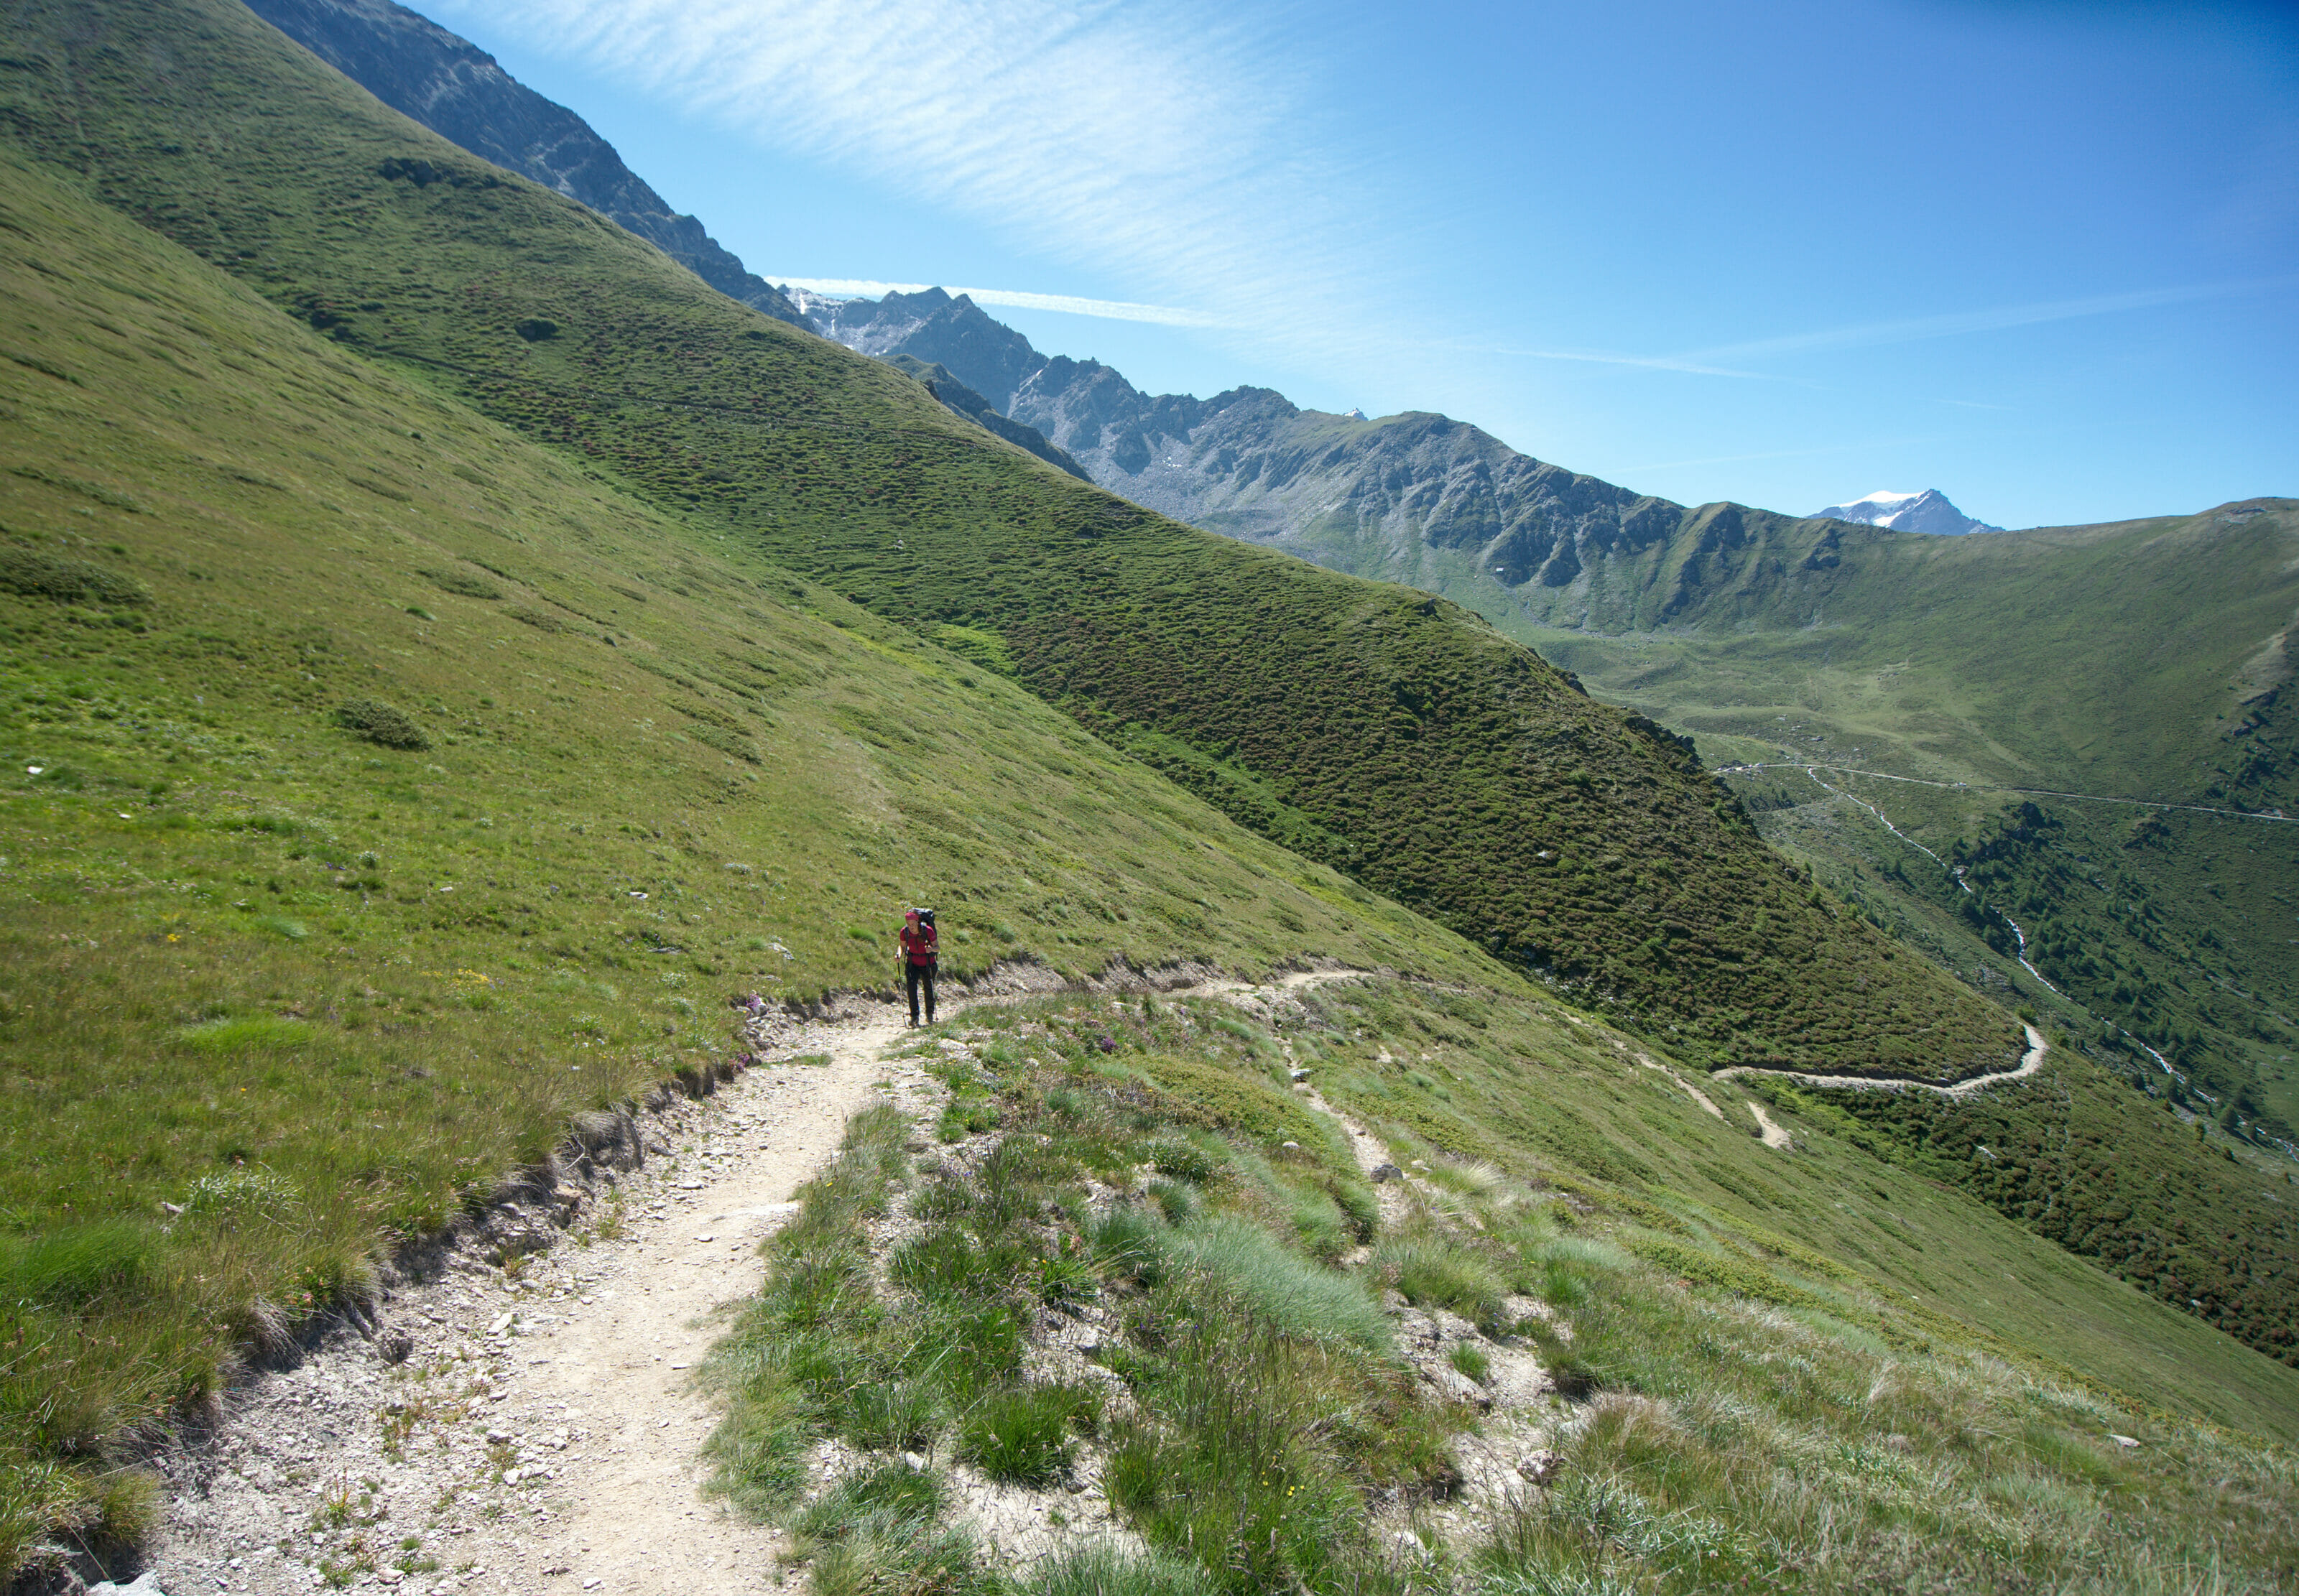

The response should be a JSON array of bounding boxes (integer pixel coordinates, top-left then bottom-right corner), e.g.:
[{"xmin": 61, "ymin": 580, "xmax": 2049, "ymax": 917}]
[
  {"xmin": 118, "ymin": 965, "xmax": 1367, "ymax": 1596},
  {"xmin": 1712, "ymin": 1023, "xmax": 2048, "ymax": 1098}
]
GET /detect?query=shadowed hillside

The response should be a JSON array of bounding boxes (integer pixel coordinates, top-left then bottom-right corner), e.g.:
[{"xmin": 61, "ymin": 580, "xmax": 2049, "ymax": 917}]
[{"xmin": 0, "ymin": 0, "xmax": 2022, "ymax": 1082}]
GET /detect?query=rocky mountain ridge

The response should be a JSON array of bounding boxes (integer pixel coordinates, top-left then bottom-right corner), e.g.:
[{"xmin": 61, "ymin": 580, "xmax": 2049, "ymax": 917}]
[{"xmin": 242, "ymin": 0, "xmax": 806, "ymax": 326}]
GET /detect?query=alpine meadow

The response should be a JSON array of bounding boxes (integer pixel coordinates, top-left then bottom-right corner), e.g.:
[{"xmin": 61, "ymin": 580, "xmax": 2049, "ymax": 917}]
[{"xmin": 1, "ymin": 2, "xmax": 2295, "ymax": 1593}]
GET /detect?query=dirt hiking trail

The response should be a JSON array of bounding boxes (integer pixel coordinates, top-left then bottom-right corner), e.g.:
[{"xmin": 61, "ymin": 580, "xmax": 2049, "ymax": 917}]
[
  {"xmin": 112, "ymin": 968, "xmax": 1365, "ymax": 1596},
  {"xmin": 1712, "ymin": 1023, "xmax": 2048, "ymax": 1100}
]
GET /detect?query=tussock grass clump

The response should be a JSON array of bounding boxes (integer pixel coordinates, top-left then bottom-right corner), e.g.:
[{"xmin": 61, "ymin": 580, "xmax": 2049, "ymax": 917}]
[
  {"xmin": 1371, "ymin": 1232, "xmax": 1509, "ymax": 1332},
  {"xmin": 1167, "ymin": 1215, "xmax": 1389, "ymax": 1350},
  {"xmin": 791, "ymin": 1463, "xmax": 999, "ymax": 1596},
  {"xmin": 956, "ymin": 1386, "xmax": 1098, "ymax": 1487},
  {"xmin": 1022, "ymin": 1541, "xmax": 1206, "ymax": 1596}
]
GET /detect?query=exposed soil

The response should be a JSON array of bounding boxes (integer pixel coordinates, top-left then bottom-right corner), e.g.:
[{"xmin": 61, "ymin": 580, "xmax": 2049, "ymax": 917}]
[
  {"xmin": 92, "ymin": 963, "xmax": 1550, "ymax": 1596},
  {"xmin": 96, "ymin": 995, "xmax": 928, "ymax": 1596},
  {"xmin": 1713, "ymin": 1023, "xmax": 2048, "ymax": 1099}
]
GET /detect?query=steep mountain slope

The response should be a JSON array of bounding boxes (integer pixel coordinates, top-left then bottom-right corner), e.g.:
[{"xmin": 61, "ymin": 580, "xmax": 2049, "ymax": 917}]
[
  {"xmin": 5, "ymin": 9, "xmax": 2299, "ymax": 1585},
  {"xmin": 0, "ymin": 131, "xmax": 1511, "ymax": 1577},
  {"xmin": 1812, "ymin": 487, "xmax": 2004, "ymax": 535},
  {"xmin": 880, "ymin": 353, "xmax": 1088, "ymax": 480},
  {"xmin": 0, "ymin": 0, "xmax": 2024, "ymax": 1083},
  {"xmin": 804, "ymin": 292, "xmax": 2299, "ymax": 1166},
  {"xmin": 241, "ymin": 0, "xmax": 805, "ymax": 325},
  {"xmin": 1531, "ymin": 505, "xmax": 2299, "ymax": 1115}
]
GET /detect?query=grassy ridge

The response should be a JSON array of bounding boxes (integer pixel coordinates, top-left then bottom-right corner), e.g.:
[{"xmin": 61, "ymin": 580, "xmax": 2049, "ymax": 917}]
[
  {"xmin": 0, "ymin": 0, "xmax": 2024, "ymax": 1082},
  {"xmin": 1526, "ymin": 506, "xmax": 2299, "ymax": 800},
  {"xmin": 0, "ymin": 138, "xmax": 1504, "ymax": 1574}
]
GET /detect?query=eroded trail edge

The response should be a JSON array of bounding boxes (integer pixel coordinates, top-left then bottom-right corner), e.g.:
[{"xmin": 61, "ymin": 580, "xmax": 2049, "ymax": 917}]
[{"xmin": 124, "ymin": 967, "xmax": 1372, "ymax": 1596}]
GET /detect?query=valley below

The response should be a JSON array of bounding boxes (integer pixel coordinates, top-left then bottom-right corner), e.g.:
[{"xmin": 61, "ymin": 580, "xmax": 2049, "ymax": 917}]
[{"xmin": 1, "ymin": 2, "xmax": 2295, "ymax": 1592}]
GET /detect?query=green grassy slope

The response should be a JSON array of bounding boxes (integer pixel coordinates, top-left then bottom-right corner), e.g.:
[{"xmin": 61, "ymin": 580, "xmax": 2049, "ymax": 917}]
[
  {"xmin": 0, "ymin": 100, "xmax": 2293, "ymax": 1592},
  {"xmin": 0, "ymin": 0, "xmax": 2025, "ymax": 1083},
  {"xmin": 1508, "ymin": 509, "xmax": 2299, "ymax": 1381},
  {"xmin": 1527, "ymin": 506, "xmax": 2299, "ymax": 799},
  {"xmin": 0, "ymin": 137, "xmax": 1511, "ymax": 1572},
  {"xmin": 712, "ymin": 984, "xmax": 2299, "ymax": 1593}
]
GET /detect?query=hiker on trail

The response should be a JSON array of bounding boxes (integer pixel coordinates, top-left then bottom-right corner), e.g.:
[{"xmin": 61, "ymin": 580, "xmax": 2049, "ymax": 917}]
[{"xmin": 899, "ymin": 908, "xmax": 938, "ymax": 1026}]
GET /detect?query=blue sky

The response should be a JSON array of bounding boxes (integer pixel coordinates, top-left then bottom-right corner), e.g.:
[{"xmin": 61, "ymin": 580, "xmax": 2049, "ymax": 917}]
[{"xmin": 430, "ymin": 0, "xmax": 2295, "ymax": 527}]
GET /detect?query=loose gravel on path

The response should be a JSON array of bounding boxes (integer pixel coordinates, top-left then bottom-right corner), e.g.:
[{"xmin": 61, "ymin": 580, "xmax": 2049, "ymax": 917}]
[{"xmin": 115, "ymin": 998, "xmax": 928, "ymax": 1596}]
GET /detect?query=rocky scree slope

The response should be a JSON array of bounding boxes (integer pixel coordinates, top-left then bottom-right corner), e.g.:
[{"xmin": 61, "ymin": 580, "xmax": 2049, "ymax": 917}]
[
  {"xmin": 241, "ymin": 0, "xmax": 805, "ymax": 327},
  {"xmin": 0, "ymin": 0, "xmax": 2024, "ymax": 1080}
]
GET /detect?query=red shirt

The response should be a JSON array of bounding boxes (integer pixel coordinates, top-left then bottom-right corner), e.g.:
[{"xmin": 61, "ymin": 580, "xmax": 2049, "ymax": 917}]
[{"xmin": 899, "ymin": 923, "xmax": 937, "ymax": 965}]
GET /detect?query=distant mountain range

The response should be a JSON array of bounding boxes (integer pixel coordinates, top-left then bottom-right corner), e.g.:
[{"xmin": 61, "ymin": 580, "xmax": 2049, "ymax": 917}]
[
  {"xmin": 247, "ymin": 0, "xmax": 2022, "ymax": 632},
  {"xmin": 1813, "ymin": 489, "xmax": 2004, "ymax": 537}
]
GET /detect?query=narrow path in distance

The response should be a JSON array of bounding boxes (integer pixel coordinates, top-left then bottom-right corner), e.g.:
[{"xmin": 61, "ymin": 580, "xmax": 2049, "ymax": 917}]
[{"xmin": 1712, "ymin": 1023, "xmax": 2047, "ymax": 1099}]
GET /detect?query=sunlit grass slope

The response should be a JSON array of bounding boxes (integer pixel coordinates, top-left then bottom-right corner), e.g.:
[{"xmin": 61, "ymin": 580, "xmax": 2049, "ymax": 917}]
[
  {"xmin": 0, "ymin": 0, "xmax": 2027, "ymax": 1083},
  {"xmin": 711, "ymin": 983, "xmax": 2299, "ymax": 1593},
  {"xmin": 1527, "ymin": 505, "xmax": 2299, "ymax": 800},
  {"xmin": 0, "ymin": 140, "xmax": 1505, "ymax": 1573},
  {"xmin": 1523, "ymin": 509, "xmax": 2299, "ymax": 1135}
]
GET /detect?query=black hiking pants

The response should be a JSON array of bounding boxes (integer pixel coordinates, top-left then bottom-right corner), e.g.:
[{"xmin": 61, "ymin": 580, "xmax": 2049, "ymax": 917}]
[{"xmin": 906, "ymin": 960, "xmax": 937, "ymax": 1024}]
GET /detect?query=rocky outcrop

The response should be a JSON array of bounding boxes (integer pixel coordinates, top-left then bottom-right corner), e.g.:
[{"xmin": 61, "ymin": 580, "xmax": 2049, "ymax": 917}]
[
  {"xmin": 243, "ymin": 0, "xmax": 805, "ymax": 324},
  {"xmin": 880, "ymin": 353, "xmax": 1089, "ymax": 480}
]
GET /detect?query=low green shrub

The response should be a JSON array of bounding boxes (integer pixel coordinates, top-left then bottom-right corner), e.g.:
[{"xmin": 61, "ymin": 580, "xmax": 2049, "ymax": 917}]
[
  {"xmin": 0, "ymin": 547, "xmax": 149, "ymax": 606},
  {"xmin": 332, "ymin": 698, "xmax": 429, "ymax": 751}
]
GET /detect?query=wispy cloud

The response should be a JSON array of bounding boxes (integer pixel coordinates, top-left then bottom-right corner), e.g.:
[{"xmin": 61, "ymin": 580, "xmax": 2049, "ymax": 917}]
[
  {"xmin": 1486, "ymin": 276, "xmax": 2291, "ymax": 387},
  {"xmin": 1494, "ymin": 347, "xmax": 1774, "ymax": 381},
  {"xmin": 1678, "ymin": 276, "xmax": 2293, "ymax": 365},
  {"xmin": 435, "ymin": 0, "xmax": 1377, "ymax": 361},
  {"xmin": 771, "ymin": 277, "xmax": 1216, "ymax": 327}
]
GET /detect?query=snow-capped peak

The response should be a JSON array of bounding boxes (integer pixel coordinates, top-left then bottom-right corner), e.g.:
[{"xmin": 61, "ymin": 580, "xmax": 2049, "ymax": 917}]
[{"xmin": 1811, "ymin": 488, "xmax": 2004, "ymax": 537}]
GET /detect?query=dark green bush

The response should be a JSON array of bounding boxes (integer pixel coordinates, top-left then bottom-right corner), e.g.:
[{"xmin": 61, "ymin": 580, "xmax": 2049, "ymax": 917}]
[
  {"xmin": 0, "ymin": 547, "xmax": 149, "ymax": 606},
  {"xmin": 333, "ymin": 698, "xmax": 430, "ymax": 751}
]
